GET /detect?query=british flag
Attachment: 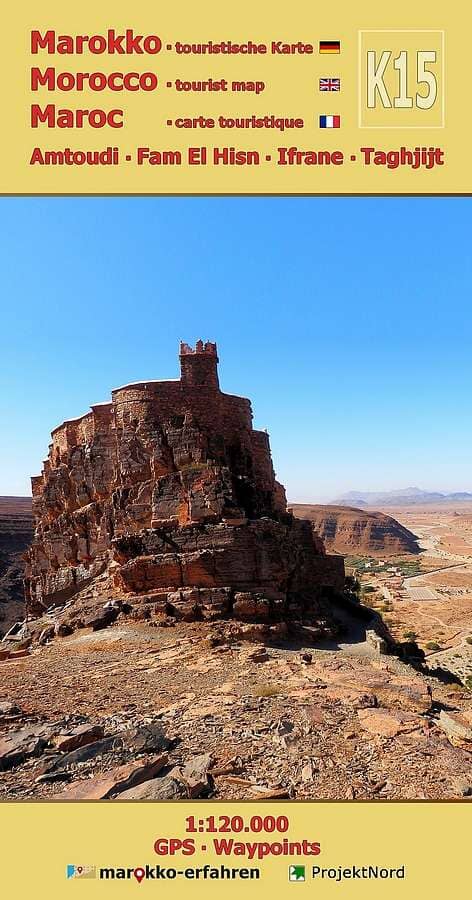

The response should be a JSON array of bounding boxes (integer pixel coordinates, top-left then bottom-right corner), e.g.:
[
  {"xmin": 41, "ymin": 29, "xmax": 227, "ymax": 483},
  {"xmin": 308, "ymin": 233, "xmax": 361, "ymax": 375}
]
[{"xmin": 319, "ymin": 77, "xmax": 340, "ymax": 91}]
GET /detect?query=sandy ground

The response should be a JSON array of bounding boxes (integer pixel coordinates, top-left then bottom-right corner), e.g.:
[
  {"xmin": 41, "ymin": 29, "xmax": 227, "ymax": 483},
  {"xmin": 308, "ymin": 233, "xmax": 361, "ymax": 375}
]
[{"xmin": 1, "ymin": 618, "xmax": 472, "ymax": 801}]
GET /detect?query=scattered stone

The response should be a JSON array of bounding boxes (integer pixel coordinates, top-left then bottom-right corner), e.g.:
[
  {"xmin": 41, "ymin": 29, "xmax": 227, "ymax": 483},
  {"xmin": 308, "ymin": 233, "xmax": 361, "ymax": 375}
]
[
  {"xmin": 370, "ymin": 779, "xmax": 388, "ymax": 793},
  {"xmin": 357, "ymin": 708, "xmax": 422, "ymax": 738},
  {"xmin": 39, "ymin": 736, "xmax": 118, "ymax": 773},
  {"xmin": 366, "ymin": 630, "xmax": 388, "ymax": 655},
  {"xmin": 449, "ymin": 776, "xmax": 472, "ymax": 797},
  {"xmin": 217, "ymin": 776, "xmax": 254, "ymax": 786},
  {"xmin": 84, "ymin": 608, "xmax": 119, "ymax": 632},
  {"xmin": 55, "ymin": 622, "xmax": 74, "ymax": 638},
  {"xmin": 250, "ymin": 786, "xmax": 291, "ymax": 799},
  {"xmin": 52, "ymin": 723, "xmax": 105, "ymax": 753},
  {"xmin": 57, "ymin": 754, "xmax": 168, "ymax": 800},
  {"xmin": 5, "ymin": 648, "xmax": 30, "ymax": 660},
  {"xmin": 38, "ymin": 626, "xmax": 55, "ymax": 645},
  {"xmin": 247, "ymin": 648, "xmax": 270, "ymax": 664},
  {"xmin": 233, "ymin": 593, "xmax": 271, "ymax": 622},
  {"xmin": 2, "ymin": 622, "xmax": 29, "ymax": 643},
  {"xmin": 274, "ymin": 717, "xmax": 295, "ymax": 737},
  {"xmin": 371, "ymin": 679, "xmax": 432, "ymax": 714},
  {"xmin": 301, "ymin": 761, "xmax": 315, "ymax": 782},
  {"xmin": 122, "ymin": 723, "xmax": 173, "ymax": 754},
  {"xmin": 103, "ymin": 600, "xmax": 123, "ymax": 611},
  {"xmin": 304, "ymin": 706, "xmax": 325, "ymax": 726},
  {"xmin": 209, "ymin": 761, "xmax": 242, "ymax": 777},
  {"xmin": 131, "ymin": 608, "xmax": 152, "ymax": 622},
  {"xmin": 437, "ymin": 710, "xmax": 472, "ymax": 746},
  {"xmin": 0, "ymin": 700, "xmax": 21, "ymax": 718},
  {"xmin": 35, "ymin": 771, "xmax": 72, "ymax": 785},
  {"xmin": 169, "ymin": 753, "xmax": 214, "ymax": 798},
  {"xmin": 0, "ymin": 724, "xmax": 53, "ymax": 771},
  {"xmin": 117, "ymin": 775, "xmax": 187, "ymax": 800},
  {"xmin": 352, "ymin": 693, "xmax": 378, "ymax": 709}
]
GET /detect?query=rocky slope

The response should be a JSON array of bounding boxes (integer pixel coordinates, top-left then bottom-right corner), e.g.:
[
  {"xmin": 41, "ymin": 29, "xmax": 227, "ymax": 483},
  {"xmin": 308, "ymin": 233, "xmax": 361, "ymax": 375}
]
[
  {"xmin": 1, "ymin": 620, "xmax": 471, "ymax": 800},
  {"xmin": 25, "ymin": 342, "xmax": 344, "ymax": 630},
  {"xmin": 0, "ymin": 498, "xmax": 33, "ymax": 636},
  {"xmin": 290, "ymin": 505, "xmax": 420, "ymax": 556}
]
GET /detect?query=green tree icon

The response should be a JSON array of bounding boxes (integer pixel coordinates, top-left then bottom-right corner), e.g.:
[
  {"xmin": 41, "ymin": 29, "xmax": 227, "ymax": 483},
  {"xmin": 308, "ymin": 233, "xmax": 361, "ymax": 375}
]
[{"xmin": 289, "ymin": 865, "xmax": 306, "ymax": 882}]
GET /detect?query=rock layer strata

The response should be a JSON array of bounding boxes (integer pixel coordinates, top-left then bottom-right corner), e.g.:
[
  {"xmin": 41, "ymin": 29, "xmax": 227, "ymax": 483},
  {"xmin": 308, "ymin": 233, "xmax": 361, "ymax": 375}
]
[
  {"xmin": 25, "ymin": 342, "xmax": 344, "ymax": 622},
  {"xmin": 0, "ymin": 497, "xmax": 33, "ymax": 635},
  {"xmin": 290, "ymin": 504, "xmax": 420, "ymax": 556}
]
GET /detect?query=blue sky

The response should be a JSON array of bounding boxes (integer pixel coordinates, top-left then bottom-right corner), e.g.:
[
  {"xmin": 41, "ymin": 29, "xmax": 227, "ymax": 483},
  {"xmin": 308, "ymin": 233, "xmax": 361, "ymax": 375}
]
[{"xmin": 0, "ymin": 197, "xmax": 470, "ymax": 500}]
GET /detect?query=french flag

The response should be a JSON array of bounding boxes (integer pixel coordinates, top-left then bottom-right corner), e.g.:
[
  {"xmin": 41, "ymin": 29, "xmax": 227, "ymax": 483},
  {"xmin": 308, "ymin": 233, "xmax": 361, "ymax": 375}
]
[{"xmin": 319, "ymin": 115, "xmax": 340, "ymax": 128}]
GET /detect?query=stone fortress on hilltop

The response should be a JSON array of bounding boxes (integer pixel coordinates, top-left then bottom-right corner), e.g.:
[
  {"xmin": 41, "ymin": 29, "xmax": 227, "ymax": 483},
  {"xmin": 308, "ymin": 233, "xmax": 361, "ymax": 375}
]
[{"xmin": 25, "ymin": 341, "xmax": 344, "ymax": 624}]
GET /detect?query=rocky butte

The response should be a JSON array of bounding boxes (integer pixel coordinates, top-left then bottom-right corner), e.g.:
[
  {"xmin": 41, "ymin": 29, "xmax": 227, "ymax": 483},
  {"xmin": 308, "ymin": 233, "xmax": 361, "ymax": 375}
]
[
  {"xmin": 0, "ymin": 497, "xmax": 33, "ymax": 636},
  {"xmin": 290, "ymin": 505, "xmax": 420, "ymax": 557},
  {"xmin": 25, "ymin": 341, "xmax": 344, "ymax": 626}
]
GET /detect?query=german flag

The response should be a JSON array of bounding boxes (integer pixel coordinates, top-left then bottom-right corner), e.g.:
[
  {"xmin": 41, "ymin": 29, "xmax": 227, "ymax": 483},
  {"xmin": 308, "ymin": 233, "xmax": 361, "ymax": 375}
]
[{"xmin": 320, "ymin": 40, "xmax": 340, "ymax": 54}]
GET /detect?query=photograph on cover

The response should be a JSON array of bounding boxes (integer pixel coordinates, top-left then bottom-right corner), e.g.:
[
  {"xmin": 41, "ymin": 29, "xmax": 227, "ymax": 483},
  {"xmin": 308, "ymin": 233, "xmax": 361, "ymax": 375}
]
[{"xmin": 0, "ymin": 197, "xmax": 471, "ymax": 801}]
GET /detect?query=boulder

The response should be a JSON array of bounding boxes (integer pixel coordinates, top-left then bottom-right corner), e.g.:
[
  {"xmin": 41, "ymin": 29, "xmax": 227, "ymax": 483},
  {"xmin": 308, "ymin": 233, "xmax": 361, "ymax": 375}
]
[
  {"xmin": 117, "ymin": 775, "xmax": 187, "ymax": 800},
  {"xmin": 84, "ymin": 608, "xmax": 119, "ymax": 631},
  {"xmin": 233, "ymin": 593, "xmax": 270, "ymax": 621},
  {"xmin": 0, "ymin": 724, "xmax": 54, "ymax": 770},
  {"xmin": 57, "ymin": 754, "xmax": 168, "ymax": 800},
  {"xmin": 6, "ymin": 648, "xmax": 30, "ymax": 659},
  {"xmin": 55, "ymin": 622, "xmax": 74, "ymax": 638},
  {"xmin": 39, "ymin": 736, "xmax": 118, "ymax": 773},
  {"xmin": 52, "ymin": 723, "xmax": 105, "ymax": 753},
  {"xmin": 437, "ymin": 710, "xmax": 472, "ymax": 746},
  {"xmin": 246, "ymin": 647, "xmax": 271, "ymax": 664},
  {"xmin": 450, "ymin": 775, "xmax": 472, "ymax": 797},
  {"xmin": 122, "ymin": 723, "xmax": 173, "ymax": 754},
  {"xmin": 366, "ymin": 630, "xmax": 388, "ymax": 654},
  {"xmin": 169, "ymin": 753, "xmax": 214, "ymax": 798},
  {"xmin": 0, "ymin": 700, "xmax": 21, "ymax": 718},
  {"xmin": 38, "ymin": 625, "xmax": 55, "ymax": 645},
  {"xmin": 357, "ymin": 708, "xmax": 423, "ymax": 738}
]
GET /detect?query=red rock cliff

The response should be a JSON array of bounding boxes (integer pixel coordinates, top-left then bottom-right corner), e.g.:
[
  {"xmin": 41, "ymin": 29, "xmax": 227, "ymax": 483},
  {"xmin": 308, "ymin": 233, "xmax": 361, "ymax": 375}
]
[
  {"xmin": 25, "ymin": 342, "xmax": 344, "ymax": 621},
  {"xmin": 290, "ymin": 505, "xmax": 420, "ymax": 557}
]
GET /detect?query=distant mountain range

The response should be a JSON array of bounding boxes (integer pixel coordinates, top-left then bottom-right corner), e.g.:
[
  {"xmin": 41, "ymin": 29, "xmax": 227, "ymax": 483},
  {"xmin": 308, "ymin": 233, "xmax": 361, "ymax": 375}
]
[{"xmin": 332, "ymin": 487, "xmax": 472, "ymax": 507}]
